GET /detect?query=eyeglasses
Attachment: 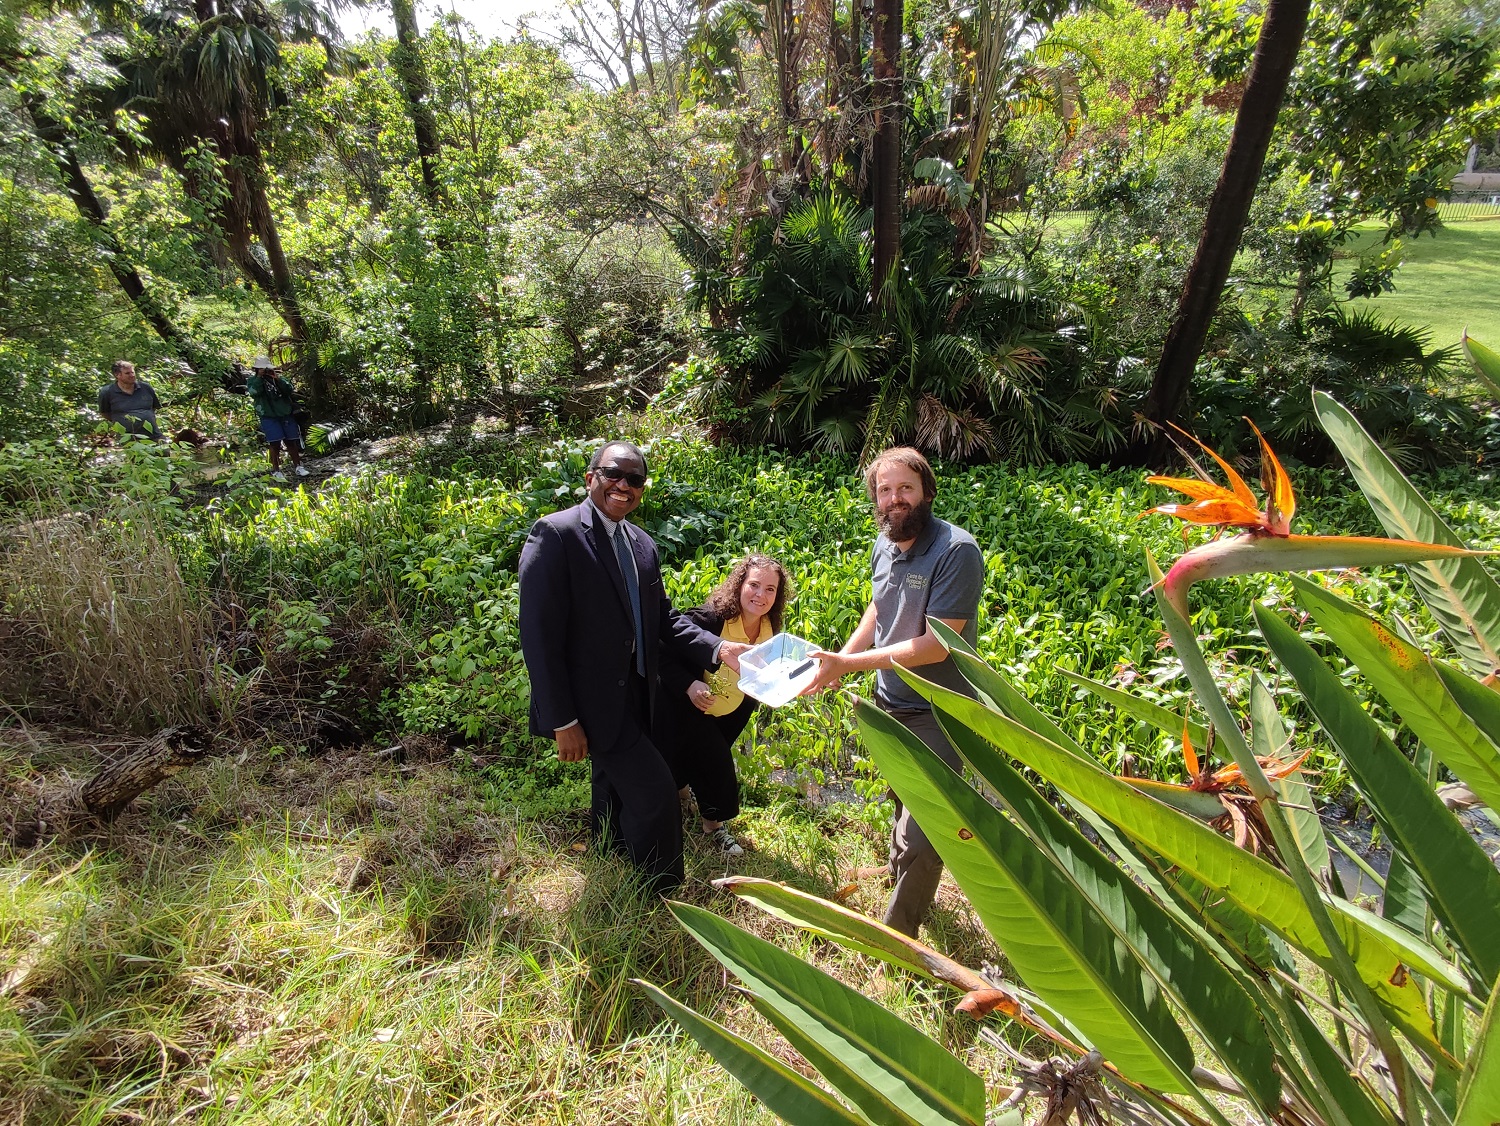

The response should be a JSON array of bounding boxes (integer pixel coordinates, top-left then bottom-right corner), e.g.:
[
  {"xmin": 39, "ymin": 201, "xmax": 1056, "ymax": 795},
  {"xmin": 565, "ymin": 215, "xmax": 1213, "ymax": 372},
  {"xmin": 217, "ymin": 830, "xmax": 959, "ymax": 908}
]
[{"xmin": 595, "ymin": 465, "xmax": 647, "ymax": 489}]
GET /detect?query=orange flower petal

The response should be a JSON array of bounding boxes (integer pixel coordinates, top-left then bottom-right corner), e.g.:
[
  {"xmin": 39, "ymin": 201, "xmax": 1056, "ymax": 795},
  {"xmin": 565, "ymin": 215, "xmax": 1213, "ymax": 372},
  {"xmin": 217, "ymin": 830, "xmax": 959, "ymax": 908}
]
[
  {"xmin": 1213, "ymin": 764, "xmax": 1244, "ymax": 788},
  {"xmin": 1147, "ymin": 499, "xmax": 1266, "ymax": 527},
  {"xmin": 1260, "ymin": 748, "xmax": 1313, "ymax": 779},
  {"xmin": 1246, "ymin": 418, "xmax": 1296, "ymax": 533},
  {"xmin": 1170, "ymin": 424, "xmax": 1260, "ymax": 512},
  {"xmin": 1146, "ymin": 475, "xmax": 1243, "ymax": 505},
  {"xmin": 1181, "ymin": 714, "xmax": 1200, "ymax": 778}
]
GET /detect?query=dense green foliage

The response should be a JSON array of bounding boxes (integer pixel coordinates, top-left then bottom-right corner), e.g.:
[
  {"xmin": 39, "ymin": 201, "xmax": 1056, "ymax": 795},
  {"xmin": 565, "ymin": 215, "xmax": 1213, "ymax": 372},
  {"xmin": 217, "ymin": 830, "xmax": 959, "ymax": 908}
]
[
  {"xmin": 3, "ymin": 0, "xmax": 1495, "ymax": 466},
  {"xmin": 9, "ymin": 426, "xmax": 1496, "ymax": 815}
]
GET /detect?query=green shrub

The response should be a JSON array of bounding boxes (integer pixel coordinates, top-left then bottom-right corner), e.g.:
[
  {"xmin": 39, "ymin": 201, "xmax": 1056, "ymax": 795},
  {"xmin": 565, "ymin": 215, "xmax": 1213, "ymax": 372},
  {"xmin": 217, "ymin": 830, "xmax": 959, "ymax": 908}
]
[{"xmin": 682, "ymin": 188, "xmax": 1124, "ymax": 463}]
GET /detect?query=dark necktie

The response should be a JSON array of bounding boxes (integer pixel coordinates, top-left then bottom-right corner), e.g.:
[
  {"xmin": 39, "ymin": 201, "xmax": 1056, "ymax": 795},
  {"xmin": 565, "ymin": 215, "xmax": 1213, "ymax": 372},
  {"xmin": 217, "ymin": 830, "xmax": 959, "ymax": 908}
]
[{"xmin": 612, "ymin": 525, "xmax": 646, "ymax": 676}]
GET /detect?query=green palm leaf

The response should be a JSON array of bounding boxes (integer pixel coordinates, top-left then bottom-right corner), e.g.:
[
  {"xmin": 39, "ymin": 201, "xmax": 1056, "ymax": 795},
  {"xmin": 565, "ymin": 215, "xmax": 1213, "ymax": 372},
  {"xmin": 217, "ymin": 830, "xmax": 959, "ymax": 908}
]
[
  {"xmin": 1462, "ymin": 332, "xmax": 1500, "ymax": 401},
  {"xmin": 1290, "ymin": 576, "xmax": 1500, "ymax": 813},
  {"xmin": 1258, "ymin": 602, "xmax": 1500, "ymax": 990},
  {"xmin": 1058, "ymin": 668, "xmax": 1210, "ymax": 751},
  {"xmin": 668, "ymin": 902, "xmax": 985, "ymax": 1126},
  {"xmin": 1313, "ymin": 390, "xmax": 1500, "ymax": 676},
  {"xmin": 934, "ymin": 713, "xmax": 1282, "ymax": 1110},
  {"xmin": 636, "ymin": 981, "xmax": 867, "ymax": 1126},
  {"xmin": 857, "ymin": 702, "xmax": 1197, "ymax": 1094},
  {"xmin": 712, "ymin": 877, "xmax": 988, "ymax": 991},
  {"xmin": 1458, "ymin": 977, "xmax": 1500, "ymax": 1126},
  {"xmin": 891, "ymin": 670, "xmax": 1468, "ymax": 1024},
  {"xmin": 1283, "ymin": 1000, "xmax": 1397, "ymax": 1126},
  {"xmin": 1250, "ymin": 674, "xmax": 1331, "ymax": 882}
]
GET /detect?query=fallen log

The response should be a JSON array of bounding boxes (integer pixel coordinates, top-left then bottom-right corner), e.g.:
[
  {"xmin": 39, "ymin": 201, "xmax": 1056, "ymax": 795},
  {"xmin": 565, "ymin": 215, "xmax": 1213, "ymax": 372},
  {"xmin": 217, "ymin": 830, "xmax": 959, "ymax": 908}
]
[
  {"xmin": 81, "ymin": 725, "xmax": 212, "ymax": 820},
  {"xmin": 6, "ymin": 726, "xmax": 212, "ymax": 846}
]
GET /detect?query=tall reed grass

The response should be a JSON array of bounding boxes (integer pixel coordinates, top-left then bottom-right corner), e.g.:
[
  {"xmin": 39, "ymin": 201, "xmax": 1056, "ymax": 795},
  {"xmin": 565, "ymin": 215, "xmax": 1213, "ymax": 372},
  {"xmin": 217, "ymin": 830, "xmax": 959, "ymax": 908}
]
[{"xmin": 0, "ymin": 506, "xmax": 224, "ymax": 732}]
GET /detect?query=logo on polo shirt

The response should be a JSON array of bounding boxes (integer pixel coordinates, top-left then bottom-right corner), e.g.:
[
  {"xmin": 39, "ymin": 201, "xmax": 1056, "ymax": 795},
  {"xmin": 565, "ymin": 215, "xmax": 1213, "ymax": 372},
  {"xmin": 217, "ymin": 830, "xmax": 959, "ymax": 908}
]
[{"xmin": 906, "ymin": 573, "xmax": 928, "ymax": 590}]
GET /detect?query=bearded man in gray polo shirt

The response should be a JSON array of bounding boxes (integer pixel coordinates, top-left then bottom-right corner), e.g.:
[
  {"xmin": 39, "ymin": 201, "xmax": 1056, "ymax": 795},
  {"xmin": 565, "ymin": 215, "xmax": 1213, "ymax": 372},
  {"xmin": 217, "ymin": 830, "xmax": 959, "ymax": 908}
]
[{"xmin": 804, "ymin": 447, "xmax": 984, "ymax": 937}]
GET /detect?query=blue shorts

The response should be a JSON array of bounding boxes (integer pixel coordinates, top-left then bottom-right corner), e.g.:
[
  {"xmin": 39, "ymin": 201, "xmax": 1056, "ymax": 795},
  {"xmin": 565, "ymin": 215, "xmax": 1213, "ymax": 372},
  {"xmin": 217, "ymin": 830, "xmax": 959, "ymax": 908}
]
[{"xmin": 259, "ymin": 416, "xmax": 302, "ymax": 445}]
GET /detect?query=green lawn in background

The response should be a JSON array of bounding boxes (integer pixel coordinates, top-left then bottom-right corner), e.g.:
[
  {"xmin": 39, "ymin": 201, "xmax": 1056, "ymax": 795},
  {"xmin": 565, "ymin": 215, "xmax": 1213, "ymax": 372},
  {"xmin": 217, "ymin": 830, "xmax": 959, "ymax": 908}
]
[
  {"xmin": 1036, "ymin": 211, "xmax": 1500, "ymax": 353},
  {"xmin": 1337, "ymin": 220, "xmax": 1500, "ymax": 349}
]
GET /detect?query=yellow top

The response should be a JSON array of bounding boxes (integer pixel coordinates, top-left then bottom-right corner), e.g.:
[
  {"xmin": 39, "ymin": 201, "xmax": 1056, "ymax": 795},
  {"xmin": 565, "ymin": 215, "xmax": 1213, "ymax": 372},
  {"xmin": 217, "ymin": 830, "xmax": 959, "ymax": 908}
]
[{"xmin": 702, "ymin": 615, "xmax": 773, "ymax": 716}]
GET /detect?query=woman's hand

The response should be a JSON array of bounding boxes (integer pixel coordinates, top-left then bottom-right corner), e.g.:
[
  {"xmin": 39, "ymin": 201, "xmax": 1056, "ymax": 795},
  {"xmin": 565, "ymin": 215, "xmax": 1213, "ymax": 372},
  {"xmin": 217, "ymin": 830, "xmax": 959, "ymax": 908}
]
[{"xmin": 688, "ymin": 679, "xmax": 717, "ymax": 712}]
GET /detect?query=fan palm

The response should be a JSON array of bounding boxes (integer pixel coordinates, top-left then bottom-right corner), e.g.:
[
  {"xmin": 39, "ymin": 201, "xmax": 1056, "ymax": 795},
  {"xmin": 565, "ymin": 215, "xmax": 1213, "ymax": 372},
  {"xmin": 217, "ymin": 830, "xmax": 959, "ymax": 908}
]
[
  {"xmin": 699, "ymin": 187, "xmax": 1096, "ymax": 462},
  {"xmin": 114, "ymin": 0, "xmax": 339, "ymax": 392}
]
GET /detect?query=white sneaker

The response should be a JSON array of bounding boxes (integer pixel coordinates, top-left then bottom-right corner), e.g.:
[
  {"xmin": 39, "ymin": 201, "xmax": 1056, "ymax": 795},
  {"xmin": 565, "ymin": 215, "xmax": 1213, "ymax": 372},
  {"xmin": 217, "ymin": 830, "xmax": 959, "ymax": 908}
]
[
  {"xmin": 270, "ymin": 470, "xmax": 288, "ymax": 482},
  {"xmin": 294, "ymin": 464, "xmax": 311, "ymax": 478},
  {"xmin": 709, "ymin": 826, "xmax": 744, "ymax": 857}
]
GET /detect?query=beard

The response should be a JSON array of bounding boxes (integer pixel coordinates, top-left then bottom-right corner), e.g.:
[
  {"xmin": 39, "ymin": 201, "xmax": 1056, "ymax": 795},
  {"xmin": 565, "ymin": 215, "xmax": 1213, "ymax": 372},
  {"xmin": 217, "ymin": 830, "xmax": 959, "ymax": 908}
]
[{"xmin": 878, "ymin": 498, "xmax": 933, "ymax": 543}]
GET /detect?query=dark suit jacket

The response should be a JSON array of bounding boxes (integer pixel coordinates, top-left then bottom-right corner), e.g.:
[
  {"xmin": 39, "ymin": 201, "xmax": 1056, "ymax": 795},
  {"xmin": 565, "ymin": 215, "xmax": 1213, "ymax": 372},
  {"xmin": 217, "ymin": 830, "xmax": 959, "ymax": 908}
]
[
  {"xmin": 518, "ymin": 500, "xmax": 722, "ymax": 751},
  {"xmin": 657, "ymin": 605, "xmax": 758, "ymax": 745}
]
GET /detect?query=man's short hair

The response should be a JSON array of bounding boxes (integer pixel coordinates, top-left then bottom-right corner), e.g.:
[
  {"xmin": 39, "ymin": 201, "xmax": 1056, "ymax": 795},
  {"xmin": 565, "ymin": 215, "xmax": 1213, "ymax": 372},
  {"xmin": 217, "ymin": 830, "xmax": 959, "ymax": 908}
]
[
  {"xmin": 112, "ymin": 359, "xmax": 134, "ymax": 376},
  {"xmin": 588, "ymin": 440, "xmax": 648, "ymax": 476},
  {"xmin": 864, "ymin": 447, "xmax": 936, "ymax": 501}
]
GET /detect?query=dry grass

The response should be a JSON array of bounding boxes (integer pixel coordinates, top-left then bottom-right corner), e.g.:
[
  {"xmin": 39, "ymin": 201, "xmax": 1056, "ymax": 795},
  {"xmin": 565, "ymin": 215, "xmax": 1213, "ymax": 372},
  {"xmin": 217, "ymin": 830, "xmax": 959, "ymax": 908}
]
[
  {"xmin": 0, "ymin": 725, "xmax": 1011, "ymax": 1125},
  {"xmin": 0, "ymin": 508, "xmax": 227, "ymax": 733}
]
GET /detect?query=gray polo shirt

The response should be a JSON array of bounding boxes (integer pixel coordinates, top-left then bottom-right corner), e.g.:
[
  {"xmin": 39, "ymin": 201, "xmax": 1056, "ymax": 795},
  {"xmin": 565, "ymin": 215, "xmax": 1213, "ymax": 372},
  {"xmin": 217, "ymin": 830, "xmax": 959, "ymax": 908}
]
[
  {"xmin": 872, "ymin": 516, "xmax": 984, "ymax": 710},
  {"xmin": 97, "ymin": 380, "xmax": 162, "ymax": 436}
]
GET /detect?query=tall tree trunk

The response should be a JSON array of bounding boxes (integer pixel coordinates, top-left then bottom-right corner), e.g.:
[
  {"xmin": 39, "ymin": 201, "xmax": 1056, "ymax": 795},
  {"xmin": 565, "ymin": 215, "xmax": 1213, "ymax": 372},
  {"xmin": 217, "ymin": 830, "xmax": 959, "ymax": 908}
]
[
  {"xmin": 632, "ymin": 0, "xmax": 657, "ymax": 90},
  {"xmin": 234, "ymin": 133, "xmax": 305, "ymax": 335},
  {"xmin": 612, "ymin": 0, "xmax": 639, "ymax": 93},
  {"xmin": 1142, "ymin": 0, "xmax": 1311, "ymax": 456},
  {"xmin": 391, "ymin": 0, "xmax": 444, "ymax": 204},
  {"xmin": 25, "ymin": 98, "xmax": 205, "ymax": 370},
  {"xmin": 870, "ymin": 0, "xmax": 902, "ymax": 302},
  {"xmin": 237, "ymin": 132, "xmax": 329, "ymax": 407}
]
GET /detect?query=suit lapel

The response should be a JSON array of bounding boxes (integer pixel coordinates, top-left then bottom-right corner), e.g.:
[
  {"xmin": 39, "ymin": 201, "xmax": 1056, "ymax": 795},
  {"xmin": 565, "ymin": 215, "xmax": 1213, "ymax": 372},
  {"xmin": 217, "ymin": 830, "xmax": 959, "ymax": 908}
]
[{"xmin": 581, "ymin": 501, "xmax": 632, "ymax": 620}]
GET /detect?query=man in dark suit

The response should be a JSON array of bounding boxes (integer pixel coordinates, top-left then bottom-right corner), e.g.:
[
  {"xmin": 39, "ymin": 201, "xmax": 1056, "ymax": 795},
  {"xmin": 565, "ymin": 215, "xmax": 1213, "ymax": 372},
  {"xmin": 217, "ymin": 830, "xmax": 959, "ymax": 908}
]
[{"xmin": 518, "ymin": 440, "xmax": 749, "ymax": 892}]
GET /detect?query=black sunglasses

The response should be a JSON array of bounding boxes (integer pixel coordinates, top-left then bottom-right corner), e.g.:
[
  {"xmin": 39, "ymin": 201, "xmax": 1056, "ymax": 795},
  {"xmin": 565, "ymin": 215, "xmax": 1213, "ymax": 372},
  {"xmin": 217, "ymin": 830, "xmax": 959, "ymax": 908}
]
[{"xmin": 594, "ymin": 465, "xmax": 647, "ymax": 489}]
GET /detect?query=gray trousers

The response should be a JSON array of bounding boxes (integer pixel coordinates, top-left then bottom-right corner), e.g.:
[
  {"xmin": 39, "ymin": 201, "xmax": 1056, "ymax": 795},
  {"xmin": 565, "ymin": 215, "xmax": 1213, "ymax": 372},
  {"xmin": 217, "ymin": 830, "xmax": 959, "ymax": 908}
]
[{"xmin": 880, "ymin": 705, "xmax": 963, "ymax": 938}]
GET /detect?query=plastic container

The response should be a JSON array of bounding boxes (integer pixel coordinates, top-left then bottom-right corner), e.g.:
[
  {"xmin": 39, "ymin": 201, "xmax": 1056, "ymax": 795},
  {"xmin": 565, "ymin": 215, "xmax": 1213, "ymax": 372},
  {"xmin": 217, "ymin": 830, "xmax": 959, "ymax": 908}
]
[{"xmin": 737, "ymin": 633, "xmax": 821, "ymax": 708}]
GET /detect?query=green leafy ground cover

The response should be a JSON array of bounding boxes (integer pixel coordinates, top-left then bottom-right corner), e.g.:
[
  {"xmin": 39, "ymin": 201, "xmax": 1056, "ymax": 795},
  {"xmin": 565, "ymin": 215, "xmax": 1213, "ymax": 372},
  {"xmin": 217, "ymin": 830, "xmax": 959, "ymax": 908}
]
[
  {"xmin": 5, "ymin": 431, "xmax": 1500, "ymax": 1123},
  {"xmin": 186, "ymin": 429, "xmax": 1500, "ymax": 803}
]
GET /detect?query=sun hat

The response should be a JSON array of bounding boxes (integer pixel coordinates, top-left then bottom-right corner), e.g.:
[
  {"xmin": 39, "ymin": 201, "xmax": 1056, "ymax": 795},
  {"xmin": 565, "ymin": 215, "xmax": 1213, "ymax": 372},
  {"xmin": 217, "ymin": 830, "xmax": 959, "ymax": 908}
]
[{"xmin": 252, "ymin": 354, "xmax": 274, "ymax": 369}]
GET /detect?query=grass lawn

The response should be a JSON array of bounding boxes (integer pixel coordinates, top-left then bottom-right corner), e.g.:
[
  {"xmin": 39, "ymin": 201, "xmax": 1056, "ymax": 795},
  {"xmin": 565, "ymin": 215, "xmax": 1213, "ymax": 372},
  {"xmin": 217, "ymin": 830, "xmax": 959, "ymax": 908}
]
[
  {"xmin": 0, "ymin": 729, "xmax": 1007, "ymax": 1125},
  {"xmin": 1036, "ymin": 209, "xmax": 1500, "ymax": 353},
  {"xmin": 1335, "ymin": 219, "xmax": 1500, "ymax": 348}
]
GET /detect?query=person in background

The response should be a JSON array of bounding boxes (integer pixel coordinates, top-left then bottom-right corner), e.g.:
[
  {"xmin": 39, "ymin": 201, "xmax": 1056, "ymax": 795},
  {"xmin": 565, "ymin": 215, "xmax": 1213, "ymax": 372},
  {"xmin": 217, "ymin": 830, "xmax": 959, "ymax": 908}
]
[
  {"xmin": 802, "ymin": 446, "xmax": 985, "ymax": 937},
  {"xmin": 246, "ymin": 355, "xmax": 308, "ymax": 481},
  {"xmin": 96, "ymin": 360, "xmax": 163, "ymax": 439},
  {"xmin": 655, "ymin": 553, "xmax": 794, "ymax": 857}
]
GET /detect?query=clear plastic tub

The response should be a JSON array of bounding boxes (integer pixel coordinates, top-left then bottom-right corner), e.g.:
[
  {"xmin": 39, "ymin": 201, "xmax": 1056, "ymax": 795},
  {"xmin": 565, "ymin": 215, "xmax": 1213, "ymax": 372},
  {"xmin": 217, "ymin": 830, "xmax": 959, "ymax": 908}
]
[{"xmin": 736, "ymin": 633, "xmax": 821, "ymax": 708}]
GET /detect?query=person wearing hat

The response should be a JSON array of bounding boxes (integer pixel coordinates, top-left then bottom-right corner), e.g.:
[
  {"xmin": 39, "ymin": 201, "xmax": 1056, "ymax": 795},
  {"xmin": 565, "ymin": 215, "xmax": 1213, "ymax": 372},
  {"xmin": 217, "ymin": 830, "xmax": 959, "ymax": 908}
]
[{"xmin": 246, "ymin": 355, "xmax": 308, "ymax": 481}]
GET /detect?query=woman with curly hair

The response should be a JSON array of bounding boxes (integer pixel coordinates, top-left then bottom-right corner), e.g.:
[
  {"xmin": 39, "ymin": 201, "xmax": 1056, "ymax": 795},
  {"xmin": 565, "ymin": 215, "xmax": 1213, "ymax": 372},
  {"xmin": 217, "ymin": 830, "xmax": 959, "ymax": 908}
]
[{"xmin": 655, "ymin": 553, "xmax": 794, "ymax": 857}]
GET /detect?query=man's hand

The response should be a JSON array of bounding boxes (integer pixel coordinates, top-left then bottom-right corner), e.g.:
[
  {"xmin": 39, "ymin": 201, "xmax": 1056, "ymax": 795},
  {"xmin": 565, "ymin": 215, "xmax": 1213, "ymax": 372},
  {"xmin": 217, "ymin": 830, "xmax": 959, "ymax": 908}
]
[
  {"xmin": 688, "ymin": 679, "xmax": 716, "ymax": 713},
  {"xmin": 718, "ymin": 640, "xmax": 749, "ymax": 673},
  {"xmin": 801, "ymin": 650, "xmax": 851, "ymax": 695},
  {"xmin": 554, "ymin": 724, "xmax": 589, "ymax": 762}
]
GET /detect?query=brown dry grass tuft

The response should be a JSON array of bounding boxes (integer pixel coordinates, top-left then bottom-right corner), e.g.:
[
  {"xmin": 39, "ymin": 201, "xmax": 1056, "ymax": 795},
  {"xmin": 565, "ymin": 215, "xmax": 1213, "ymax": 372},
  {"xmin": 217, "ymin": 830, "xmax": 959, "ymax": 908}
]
[{"xmin": 0, "ymin": 507, "xmax": 226, "ymax": 733}]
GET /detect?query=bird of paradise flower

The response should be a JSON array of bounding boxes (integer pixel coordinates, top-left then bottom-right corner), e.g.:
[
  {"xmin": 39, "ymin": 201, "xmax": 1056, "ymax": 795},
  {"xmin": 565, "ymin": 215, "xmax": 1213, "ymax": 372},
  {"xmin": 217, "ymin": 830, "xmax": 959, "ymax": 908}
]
[
  {"xmin": 1124, "ymin": 420, "xmax": 1489, "ymax": 846},
  {"xmin": 1144, "ymin": 420, "xmax": 1483, "ymax": 619}
]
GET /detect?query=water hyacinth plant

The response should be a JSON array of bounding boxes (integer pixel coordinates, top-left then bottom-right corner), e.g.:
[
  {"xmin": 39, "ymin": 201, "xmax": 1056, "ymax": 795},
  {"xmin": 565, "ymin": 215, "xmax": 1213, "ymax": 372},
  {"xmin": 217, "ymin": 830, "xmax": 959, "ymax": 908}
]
[{"xmin": 639, "ymin": 392, "xmax": 1500, "ymax": 1126}]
